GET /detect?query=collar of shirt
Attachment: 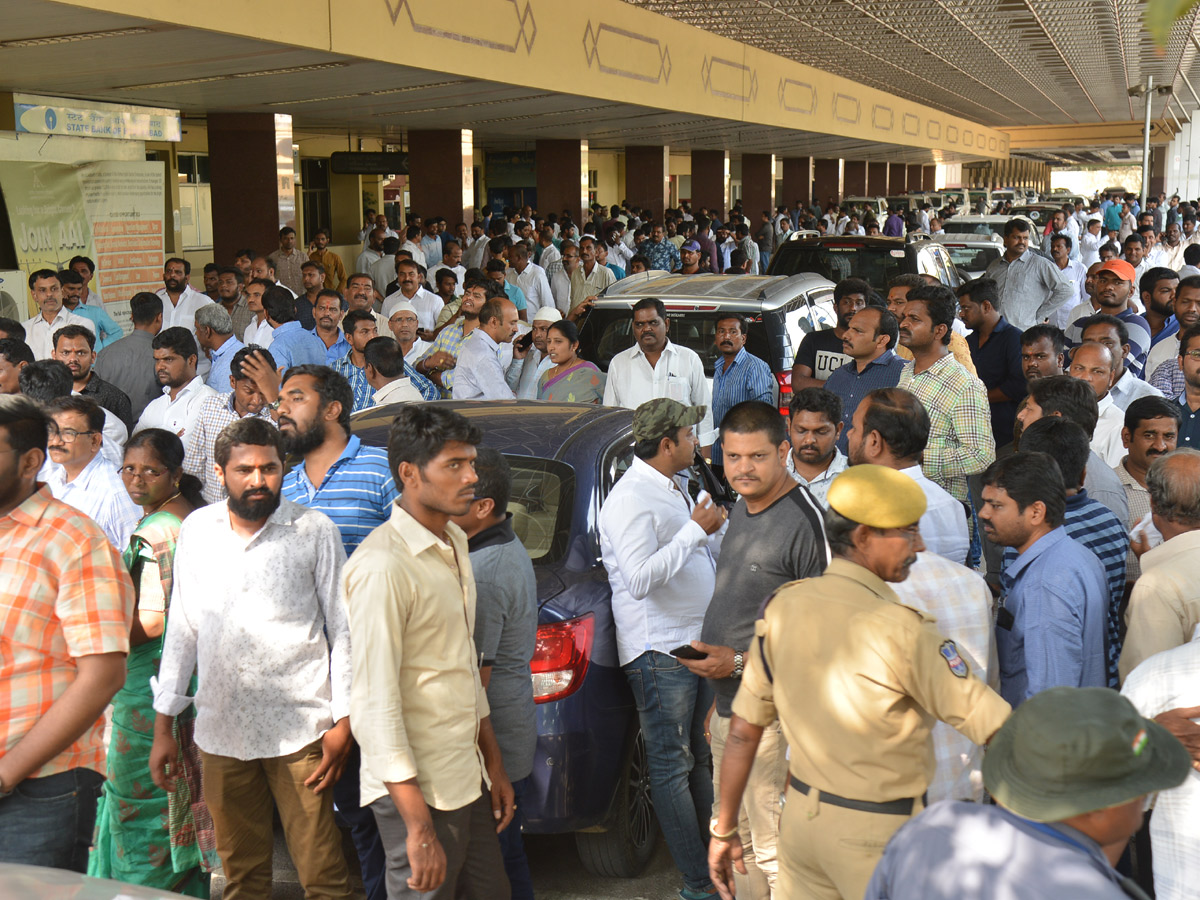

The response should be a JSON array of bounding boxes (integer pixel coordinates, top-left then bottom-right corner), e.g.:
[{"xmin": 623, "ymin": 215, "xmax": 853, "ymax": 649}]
[
  {"xmin": 388, "ymin": 501, "xmax": 466, "ymax": 560},
  {"xmin": 1139, "ymin": 527, "xmax": 1200, "ymax": 575},
  {"xmin": 822, "ymin": 557, "xmax": 900, "ymax": 603},
  {"xmin": 467, "ymin": 514, "xmax": 517, "ymax": 552},
  {"xmin": 714, "ymin": 345, "xmax": 751, "ymax": 374},
  {"xmin": 787, "ymin": 446, "xmax": 848, "ymax": 483},
  {"xmin": 44, "ymin": 451, "xmax": 108, "ymax": 491},
  {"xmin": 373, "ymin": 378, "xmax": 415, "ymax": 404},
  {"xmin": 273, "ymin": 320, "xmax": 302, "ymax": 338},
  {"xmin": 293, "ymin": 435, "xmax": 363, "ymax": 494},
  {"xmin": 469, "ymin": 327, "xmax": 501, "ymax": 354},
  {"xmin": 236, "ymin": 494, "xmax": 303, "ymax": 547},
  {"xmin": 3, "ymin": 484, "xmax": 56, "ymax": 528},
  {"xmin": 160, "ymin": 374, "xmax": 208, "ymax": 400},
  {"xmin": 210, "ymin": 336, "xmax": 242, "ymax": 362},
  {"xmin": 627, "ymin": 455, "xmax": 689, "ymax": 500},
  {"xmin": 630, "ymin": 339, "xmax": 678, "ymax": 362},
  {"xmin": 859, "ymin": 348, "xmax": 900, "ymax": 371},
  {"xmin": 1003, "ymin": 526, "xmax": 1069, "ymax": 585}
]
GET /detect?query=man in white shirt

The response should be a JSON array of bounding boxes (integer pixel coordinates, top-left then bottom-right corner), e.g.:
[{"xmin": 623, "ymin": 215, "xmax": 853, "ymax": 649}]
[
  {"xmin": 22, "ymin": 269, "xmax": 94, "ymax": 360},
  {"xmin": 400, "ymin": 225, "xmax": 427, "ymax": 269},
  {"xmin": 452, "ymin": 298, "xmax": 527, "ymax": 401},
  {"xmin": 504, "ymin": 242, "xmax": 553, "ymax": 314},
  {"xmin": 1079, "ymin": 315, "xmax": 1163, "ymax": 411},
  {"xmin": 845, "ymin": 387, "xmax": 970, "ymax": 565},
  {"xmin": 44, "ymin": 395, "xmax": 140, "ymax": 550},
  {"xmin": 785, "ymin": 387, "xmax": 850, "ymax": 508},
  {"xmin": 1080, "ymin": 215, "xmax": 1107, "ymax": 267},
  {"xmin": 603, "ymin": 298, "xmax": 716, "ymax": 450},
  {"xmin": 250, "ymin": 256, "xmax": 297, "ymax": 299},
  {"xmin": 516, "ymin": 307, "xmax": 560, "ymax": 399},
  {"xmin": 149, "ymin": 417, "xmax": 354, "ymax": 900},
  {"xmin": 361, "ymin": 336, "xmax": 425, "ymax": 409},
  {"xmin": 381, "ymin": 259, "xmax": 443, "ymax": 333},
  {"xmin": 134, "ymin": 327, "xmax": 217, "ymax": 445},
  {"xmin": 242, "ymin": 278, "xmax": 275, "ymax": 348},
  {"xmin": 156, "ymin": 257, "xmax": 215, "ymax": 377},
  {"xmin": 355, "ymin": 228, "xmax": 385, "ymax": 278},
  {"xmin": 1068, "ymin": 341, "xmax": 1127, "ymax": 466},
  {"xmin": 19, "ymin": 358, "xmax": 126, "ymax": 468},
  {"xmin": 551, "ymin": 241, "xmax": 579, "ymax": 315},
  {"xmin": 536, "ymin": 227, "xmax": 560, "ymax": 273},
  {"xmin": 431, "ymin": 241, "xmax": 467, "ymax": 294},
  {"xmin": 385, "ymin": 300, "xmax": 432, "ymax": 365},
  {"xmin": 597, "ymin": 398, "xmax": 726, "ymax": 900}
]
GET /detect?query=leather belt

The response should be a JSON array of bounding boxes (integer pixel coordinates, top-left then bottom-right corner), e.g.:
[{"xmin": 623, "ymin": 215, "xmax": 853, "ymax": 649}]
[{"xmin": 788, "ymin": 774, "xmax": 924, "ymax": 816}]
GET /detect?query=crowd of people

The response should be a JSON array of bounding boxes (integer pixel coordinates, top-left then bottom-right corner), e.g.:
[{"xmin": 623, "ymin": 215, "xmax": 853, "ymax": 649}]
[{"xmin": 2, "ymin": 190, "xmax": 1200, "ymax": 900}]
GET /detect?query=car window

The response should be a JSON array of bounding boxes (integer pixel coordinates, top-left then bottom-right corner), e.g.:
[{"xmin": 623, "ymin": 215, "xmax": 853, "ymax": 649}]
[
  {"xmin": 504, "ymin": 455, "xmax": 575, "ymax": 565},
  {"xmin": 579, "ymin": 309, "xmax": 773, "ymax": 375},
  {"xmin": 770, "ymin": 244, "xmax": 907, "ymax": 294},
  {"xmin": 941, "ymin": 244, "xmax": 1001, "ymax": 272}
]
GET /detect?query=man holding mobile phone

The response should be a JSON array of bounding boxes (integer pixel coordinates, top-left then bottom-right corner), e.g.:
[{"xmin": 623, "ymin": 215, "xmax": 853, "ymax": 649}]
[
  {"xmin": 679, "ymin": 401, "xmax": 830, "ymax": 899},
  {"xmin": 451, "ymin": 297, "xmax": 527, "ymax": 401}
]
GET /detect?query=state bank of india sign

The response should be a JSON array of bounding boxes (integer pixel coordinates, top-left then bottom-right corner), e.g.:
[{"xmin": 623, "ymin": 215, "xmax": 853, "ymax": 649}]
[{"xmin": 13, "ymin": 93, "xmax": 181, "ymax": 142}]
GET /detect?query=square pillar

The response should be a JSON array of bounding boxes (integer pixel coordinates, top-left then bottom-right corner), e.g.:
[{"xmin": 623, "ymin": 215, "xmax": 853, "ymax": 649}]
[
  {"xmin": 624, "ymin": 146, "xmax": 669, "ymax": 222},
  {"xmin": 691, "ymin": 149, "xmax": 729, "ymax": 220},
  {"xmin": 888, "ymin": 163, "xmax": 906, "ymax": 196},
  {"xmin": 408, "ymin": 129, "xmax": 475, "ymax": 226},
  {"xmin": 741, "ymin": 153, "xmax": 776, "ymax": 219},
  {"xmin": 906, "ymin": 164, "xmax": 924, "ymax": 193},
  {"xmin": 922, "ymin": 166, "xmax": 936, "ymax": 191},
  {"xmin": 813, "ymin": 158, "xmax": 843, "ymax": 208},
  {"xmin": 843, "ymin": 161, "xmax": 867, "ymax": 197},
  {"xmin": 1150, "ymin": 147, "xmax": 1167, "ymax": 198},
  {"xmin": 782, "ymin": 157, "xmax": 812, "ymax": 209},
  {"xmin": 208, "ymin": 113, "xmax": 296, "ymax": 264},
  {"xmin": 867, "ymin": 162, "xmax": 888, "ymax": 196},
  {"xmin": 537, "ymin": 139, "xmax": 589, "ymax": 226}
]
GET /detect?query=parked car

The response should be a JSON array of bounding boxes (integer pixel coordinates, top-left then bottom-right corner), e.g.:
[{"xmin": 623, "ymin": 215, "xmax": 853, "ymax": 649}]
[
  {"xmin": 578, "ymin": 271, "xmax": 837, "ymax": 414},
  {"xmin": 843, "ymin": 195, "xmax": 888, "ymax": 220},
  {"xmin": 766, "ymin": 233, "xmax": 963, "ymax": 296},
  {"xmin": 0, "ymin": 864, "xmax": 197, "ymax": 899},
  {"xmin": 1012, "ymin": 203, "xmax": 1067, "ymax": 226},
  {"xmin": 940, "ymin": 214, "xmax": 1041, "ymax": 249},
  {"xmin": 928, "ymin": 232, "xmax": 1004, "ymax": 280}
]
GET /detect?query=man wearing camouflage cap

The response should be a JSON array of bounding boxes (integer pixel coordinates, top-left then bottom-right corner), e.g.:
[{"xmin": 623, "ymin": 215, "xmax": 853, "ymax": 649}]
[
  {"xmin": 865, "ymin": 686, "xmax": 1191, "ymax": 899},
  {"xmin": 708, "ymin": 464, "xmax": 1012, "ymax": 900},
  {"xmin": 599, "ymin": 397, "xmax": 726, "ymax": 900}
]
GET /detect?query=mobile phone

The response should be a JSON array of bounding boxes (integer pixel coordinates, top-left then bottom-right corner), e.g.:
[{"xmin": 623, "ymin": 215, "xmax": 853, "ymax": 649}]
[
  {"xmin": 515, "ymin": 332, "xmax": 533, "ymax": 351},
  {"xmin": 671, "ymin": 644, "xmax": 708, "ymax": 661}
]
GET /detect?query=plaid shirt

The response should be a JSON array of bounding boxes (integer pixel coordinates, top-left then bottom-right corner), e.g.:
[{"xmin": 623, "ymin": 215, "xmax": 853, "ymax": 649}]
[
  {"xmin": 422, "ymin": 321, "xmax": 468, "ymax": 396},
  {"xmin": 184, "ymin": 392, "xmax": 276, "ymax": 504},
  {"xmin": 1116, "ymin": 459, "xmax": 1152, "ymax": 582},
  {"xmin": 898, "ymin": 354, "xmax": 996, "ymax": 502},
  {"xmin": 331, "ymin": 352, "xmax": 375, "ymax": 413},
  {"xmin": 890, "ymin": 552, "xmax": 996, "ymax": 803},
  {"xmin": 1, "ymin": 486, "xmax": 134, "ymax": 777},
  {"xmin": 635, "ymin": 238, "xmax": 681, "ymax": 272}
]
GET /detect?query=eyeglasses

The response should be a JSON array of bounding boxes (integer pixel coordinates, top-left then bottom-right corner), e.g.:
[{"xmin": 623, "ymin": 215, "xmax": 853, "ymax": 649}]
[
  {"xmin": 51, "ymin": 428, "xmax": 97, "ymax": 443},
  {"xmin": 120, "ymin": 465, "xmax": 166, "ymax": 479},
  {"xmin": 1183, "ymin": 349, "xmax": 1200, "ymax": 361}
]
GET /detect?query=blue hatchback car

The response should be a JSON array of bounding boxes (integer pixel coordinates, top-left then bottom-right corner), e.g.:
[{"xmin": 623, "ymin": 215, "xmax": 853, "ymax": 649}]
[{"xmin": 351, "ymin": 399, "xmax": 659, "ymax": 877}]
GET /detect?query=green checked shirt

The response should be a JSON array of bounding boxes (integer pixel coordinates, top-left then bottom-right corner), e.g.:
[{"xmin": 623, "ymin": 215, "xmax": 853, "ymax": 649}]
[{"xmin": 898, "ymin": 353, "xmax": 995, "ymax": 503}]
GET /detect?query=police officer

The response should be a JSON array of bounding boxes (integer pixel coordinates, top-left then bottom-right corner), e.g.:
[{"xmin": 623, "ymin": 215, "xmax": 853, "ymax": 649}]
[
  {"xmin": 864, "ymin": 686, "xmax": 1191, "ymax": 900},
  {"xmin": 708, "ymin": 464, "xmax": 1012, "ymax": 900}
]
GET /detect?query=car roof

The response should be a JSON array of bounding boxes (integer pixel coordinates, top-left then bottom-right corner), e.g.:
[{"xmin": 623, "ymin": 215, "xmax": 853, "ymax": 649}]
[
  {"xmin": 946, "ymin": 214, "xmax": 1034, "ymax": 224},
  {"xmin": 594, "ymin": 271, "xmax": 834, "ymax": 311},
  {"xmin": 351, "ymin": 400, "xmax": 633, "ymax": 460},
  {"xmin": 928, "ymin": 232, "xmax": 1002, "ymax": 246}
]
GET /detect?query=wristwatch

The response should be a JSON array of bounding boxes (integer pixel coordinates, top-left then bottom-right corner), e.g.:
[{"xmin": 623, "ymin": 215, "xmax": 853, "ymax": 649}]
[{"xmin": 732, "ymin": 651, "xmax": 744, "ymax": 678}]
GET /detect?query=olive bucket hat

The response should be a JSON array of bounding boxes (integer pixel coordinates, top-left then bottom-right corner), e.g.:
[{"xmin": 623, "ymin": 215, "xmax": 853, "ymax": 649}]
[{"xmin": 983, "ymin": 686, "xmax": 1192, "ymax": 822}]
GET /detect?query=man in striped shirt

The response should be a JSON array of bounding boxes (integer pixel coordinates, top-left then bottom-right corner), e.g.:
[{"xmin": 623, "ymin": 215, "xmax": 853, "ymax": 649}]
[
  {"xmin": 276, "ymin": 364, "xmax": 397, "ymax": 900},
  {"xmin": 1011, "ymin": 417, "xmax": 1128, "ymax": 688}
]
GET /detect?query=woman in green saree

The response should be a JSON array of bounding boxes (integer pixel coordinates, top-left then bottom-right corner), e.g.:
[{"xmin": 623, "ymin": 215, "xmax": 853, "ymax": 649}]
[
  {"xmin": 537, "ymin": 319, "xmax": 606, "ymax": 404},
  {"xmin": 88, "ymin": 428, "xmax": 216, "ymax": 895}
]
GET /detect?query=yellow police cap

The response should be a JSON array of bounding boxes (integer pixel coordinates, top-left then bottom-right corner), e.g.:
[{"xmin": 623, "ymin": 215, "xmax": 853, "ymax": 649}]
[{"xmin": 826, "ymin": 464, "xmax": 927, "ymax": 529}]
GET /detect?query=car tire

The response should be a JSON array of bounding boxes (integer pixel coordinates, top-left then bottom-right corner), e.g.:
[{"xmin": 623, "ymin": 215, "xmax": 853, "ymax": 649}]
[{"xmin": 575, "ymin": 727, "xmax": 658, "ymax": 877}]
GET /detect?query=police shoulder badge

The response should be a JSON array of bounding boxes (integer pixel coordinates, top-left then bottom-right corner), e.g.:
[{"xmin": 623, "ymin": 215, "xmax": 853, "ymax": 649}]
[{"xmin": 939, "ymin": 640, "xmax": 969, "ymax": 678}]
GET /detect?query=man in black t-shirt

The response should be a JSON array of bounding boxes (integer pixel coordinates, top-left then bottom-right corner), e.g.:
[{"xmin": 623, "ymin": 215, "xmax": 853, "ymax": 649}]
[
  {"xmin": 792, "ymin": 277, "xmax": 883, "ymax": 389},
  {"xmin": 678, "ymin": 401, "xmax": 829, "ymax": 898}
]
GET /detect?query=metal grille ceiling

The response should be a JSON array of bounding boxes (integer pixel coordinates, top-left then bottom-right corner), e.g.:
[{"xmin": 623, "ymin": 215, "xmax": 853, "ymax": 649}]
[{"xmin": 627, "ymin": 0, "xmax": 1200, "ymax": 127}]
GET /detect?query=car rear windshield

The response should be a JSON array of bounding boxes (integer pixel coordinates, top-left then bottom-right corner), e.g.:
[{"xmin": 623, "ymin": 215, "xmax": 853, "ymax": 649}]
[
  {"xmin": 943, "ymin": 220, "xmax": 1008, "ymax": 239},
  {"xmin": 578, "ymin": 309, "xmax": 774, "ymax": 376},
  {"xmin": 940, "ymin": 244, "xmax": 1001, "ymax": 272},
  {"xmin": 504, "ymin": 455, "xmax": 574, "ymax": 565},
  {"xmin": 769, "ymin": 243, "xmax": 907, "ymax": 292}
]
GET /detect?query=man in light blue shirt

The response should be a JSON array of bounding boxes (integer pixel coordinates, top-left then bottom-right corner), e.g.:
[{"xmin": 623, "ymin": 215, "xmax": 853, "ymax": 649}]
[
  {"xmin": 195, "ymin": 303, "xmax": 245, "ymax": 392},
  {"xmin": 263, "ymin": 285, "xmax": 327, "ymax": 371},
  {"xmin": 60, "ymin": 268, "xmax": 123, "ymax": 350},
  {"xmin": 710, "ymin": 313, "xmax": 775, "ymax": 464},
  {"xmin": 452, "ymin": 297, "xmax": 527, "ymax": 400},
  {"xmin": 979, "ymin": 452, "xmax": 1108, "ymax": 706}
]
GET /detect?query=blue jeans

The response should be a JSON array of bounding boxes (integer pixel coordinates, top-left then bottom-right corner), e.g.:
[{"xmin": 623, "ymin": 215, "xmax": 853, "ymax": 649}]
[
  {"xmin": 497, "ymin": 777, "xmax": 533, "ymax": 900},
  {"xmin": 623, "ymin": 651, "xmax": 715, "ymax": 894},
  {"xmin": 0, "ymin": 767, "xmax": 104, "ymax": 871},
  {"xmin": 333, "ymin": 742, "xmax": 387, "ymax": 900}
]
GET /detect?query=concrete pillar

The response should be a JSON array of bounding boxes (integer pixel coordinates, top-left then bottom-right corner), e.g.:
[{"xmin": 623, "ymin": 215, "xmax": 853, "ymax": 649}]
[
  {"xmin": 537, "ymin": 139, "xmax": 589, "ymax": 227},
  {"xmin": 813, "ymin": 158, "xmax": 843, "ymax": 207},
  {"xmin": 1151, "ymin": 147, "xmax": 1167, "ymax": 198},
  {"xmin": 691, "ymin": 149, "xmax": 729, "ymax": 220},
  {"xmin": 887, "ymin": 163, "xmax": 906, "ymax": 197},
  {"xmin": 906, "ymin": 164, "xmax": 923, "ymax": 193},
  {"xmin": 624, "ymin": 145, "xmax": 669, "ymax": 222},
  {"xmin": 408, "ymin": 129, "xmax": 475, "ymax": 226},
  {"xmin": 208, "ymin": 113, "xmax": 297, "ymax": 265},
  {"xmin": 867, "ymin": 162, "xmax": 888, "ymax": 196},
  {"xmin": 843, "ymin": 161, "xmax": 867, "ymax": 197},
  {"xmin": 922, "ymin": 166, "xmax": 936, "ymax": 191},
  {"xmin": 782, "ymin": 157, "xmax": 813, "ymax": 209},
  {"xmin": 741, "ymin": 153, "xmax": 775, "ymax": 219}
]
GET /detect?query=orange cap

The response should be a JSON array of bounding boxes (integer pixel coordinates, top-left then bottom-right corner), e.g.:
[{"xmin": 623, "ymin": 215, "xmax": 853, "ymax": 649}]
[{"xmin": 1096, "ymin": 259, "xmax": 1137, "ymax": 282}]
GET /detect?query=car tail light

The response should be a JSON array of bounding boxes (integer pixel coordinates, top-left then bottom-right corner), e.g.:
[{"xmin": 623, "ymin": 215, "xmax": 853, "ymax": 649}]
[
  {"xmin": 775, "ymin": 370, "xmax": 792, "ymax": 416},
  {"xmin": 531, "ymin": 614, "xmax": 594, "ymax": 704}
]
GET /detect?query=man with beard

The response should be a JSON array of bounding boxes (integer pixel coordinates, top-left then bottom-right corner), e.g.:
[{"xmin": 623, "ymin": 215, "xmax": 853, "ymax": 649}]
[
  {"xmin": 1064, "ymin": 260, "xmax": 1151, "ymax": 375},
  {"xmin": 134, "ymin": 327, "xmax": 216, "ymax": 445},
  {"xmin": 309, "ymin": 228, "xmax": 347, "ymax": 293},
  {"xmin": 154, "ymin": 258, "xmax": 212, "ymax": 337},
  {"xmin": 1140, "ymin": 265, "xmax": 1180, "ymax": 356},
  {"xmin": 978, "ymin": 452, "xmax": 1108, "ymax": 705},
  {"xmin": 413, "ymin": 277, "xmax": 488, "ymax": 397},
  {"xmin": 150, "ymin": 417, "xmax": 354, "ymax": 900},
  {"xmin": 331, "ymin": 310, "xmax": 385, "ymax": 412},
  {"xmin": 709, "ymin": 314, "xmax": 775, "ymax": 466},
  {"xmin": 215, "ymin": 266, "xmax": 255, "ymax": 340},
  {"xmin": 184, "ymin": 345, "xmax": 277, "ymax": 504},
  {"xmin": 792, "ymin": 278, "xmax": 874, "ymax": 389},
  {"xmin": 57, "ymin": 268, "xmax": 122, "ymax": 351},
  {"xmin": 709, "ymin": 464, "xmax": 1011, "ymax": 900},
  {"xmin": 675, "ymin": 239, "xmax": 703, "ymax": 276},
  {"xmin": 268, "ymin": 226, "xmax": 306, "ymax": 296},
  {"xmin": 785, "ymin": 387, "xmax": 848, "ymax": 507},
  {"xmin": 296, "ymin": 262, "xmax": 326, "ymax": 331},
  {"xmin": 603, "ymin": 298, "xmax": 715, "ymax": 453},
  {"xmin": 51, "ymin": 324, "xmax": 132, "ymax": 430},
  {"xmin": 1116, "ymin": 396, "xmax": 1181, "ymax": 588},
  {"xmin": 341, "ymin": 406, "xmax": 513, "ymax": 900},
  {"xmin": 273, "ymin": 365, "xmax": 396, "ymax": 900},
  {"xmin": 685, "ymin": 401, "xmax": 828, "ymax": 899},
  {"xmin": 1149, "ymin": 275, "xmax": 1200, "ymax": 396}
]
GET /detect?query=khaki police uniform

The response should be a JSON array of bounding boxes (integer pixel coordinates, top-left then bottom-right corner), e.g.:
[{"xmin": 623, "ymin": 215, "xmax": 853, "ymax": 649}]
[{"xmin": 731, "ymin": 557, "xmax": 1012, "ymax": 900}]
